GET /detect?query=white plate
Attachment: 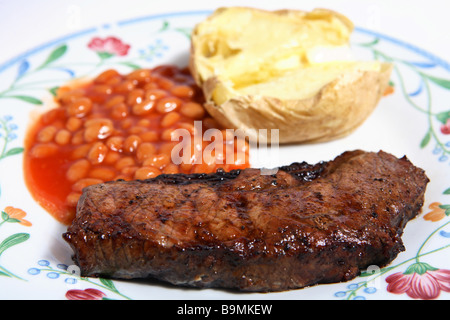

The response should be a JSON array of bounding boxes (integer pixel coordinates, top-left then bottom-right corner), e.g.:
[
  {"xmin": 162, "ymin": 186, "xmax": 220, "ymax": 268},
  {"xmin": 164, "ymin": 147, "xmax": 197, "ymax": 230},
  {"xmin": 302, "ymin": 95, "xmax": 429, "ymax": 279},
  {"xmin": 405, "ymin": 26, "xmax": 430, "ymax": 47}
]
[{"xmin": 0, "ymin": 10, "xmax": 449, "ymax": 300}]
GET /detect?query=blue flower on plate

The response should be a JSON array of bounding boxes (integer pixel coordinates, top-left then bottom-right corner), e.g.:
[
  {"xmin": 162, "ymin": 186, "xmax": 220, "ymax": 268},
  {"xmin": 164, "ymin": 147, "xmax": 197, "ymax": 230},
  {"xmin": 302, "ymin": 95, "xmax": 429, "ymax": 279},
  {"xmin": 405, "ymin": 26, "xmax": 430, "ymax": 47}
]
[{"xmin": 139, "ymin": 39, "xmax": 169, "ymax": 62}]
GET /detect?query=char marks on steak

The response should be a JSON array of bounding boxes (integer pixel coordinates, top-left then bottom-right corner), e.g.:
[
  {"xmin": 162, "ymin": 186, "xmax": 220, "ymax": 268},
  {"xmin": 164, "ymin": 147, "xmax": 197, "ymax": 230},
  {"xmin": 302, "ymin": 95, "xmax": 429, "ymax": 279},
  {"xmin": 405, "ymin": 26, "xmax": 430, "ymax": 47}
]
[{"xmin": 63, "ymin": 150, "xmax": 429, "ymax": 292}]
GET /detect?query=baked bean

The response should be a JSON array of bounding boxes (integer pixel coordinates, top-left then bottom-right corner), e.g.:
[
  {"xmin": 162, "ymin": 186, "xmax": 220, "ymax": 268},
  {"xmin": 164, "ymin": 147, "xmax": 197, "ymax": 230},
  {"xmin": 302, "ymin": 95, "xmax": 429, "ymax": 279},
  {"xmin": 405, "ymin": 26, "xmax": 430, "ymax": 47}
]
[
  {"xmin": 104, "ymin": 95, "xmax": 125, "ymax": 109},
  {"xmin": 126, "ymin": 88, "xmax": 145, "ymax": 106},
  {"xmin": 94, "ymin": 69, "xmax": 120, "ymax": 84},
  {"xmin": 72, "ymin": 178, "xmax": 103, "ymax": 192},
  {"xmin": 139, "ymin": 130, "xmax": 158, "ymax": 142},
  {"xmin": 161, "ymin": 128, "xmax": 177, "ymax": 141},
  {"xmin": 113, "ymin": 79, "xmax": 135, "ymax": 94},
  {"xmin": 132, "ymin": 100, "xmax": 155, "ymax": 116},
  {"xmin": 55, "ymin": 129, "xmax": 71, "ymax": 145},
  {"xmin": 127, "ymin": 69, "xmax": 151, "ymax": 83},
  {"xmin": 106, "ymin": 136, "xmax": 124, "ymax": 152},
  {"xmin": 111, "ymin": 102, "xmax": 129, "ymax": 119},
  {"xmin": 84, "ymin": 118, "xmax": 114, "ymax": 142},
  {"xmin": 124, "ymin": 135, "xmax": 141, "ymax": 153},
  {"xmin": 71, "ymin": 144, "xmax": 91, "ymax": 160},
  {"xmin": 161, "ymin": 112, "xmax": 181, "ymax": 127},
  {"xmin": 66, "ymin": 159, "xmax": 90, "ymax": 182},
  {"xmin": 137, "ymin": 119, "xmax": 151, "ymax": 127},
  {"xmin": 91, "ymin": 84, "xmax": 112, "ymax": 95},
  {"xmin": 87, "ymin": 142, "xmax": 108, "ymax": 164},
  {"xmin": 162, "ymin": 163, "xmax": 179, "ymax": 174},
  {"xmin": 88, "ymin": 167, "xmax": 116, "ymax": 181},
  {"xmin": 156, "ymin": 97, "xmax": 182, "ymax": 113},
  {"xmin": 145, "ymin": 88, "xmax": 167, "ymax": 101},
  {"xmin": 104, "ymin": 75, "xmax": 122, "ymax": 86},
  {"xmin": 170, "ymin": 85, "xmax": 195, "ymax": 98},
  {"xmin": 155, "ymin": 76, "xmax": 174, "ymax": 90},
  {"xmin": 180, "ymin": 102, "xmax": 205, "ymax": 119},
  {"xmin": 121, "ymin": 118, "xmax": 133, "ymax": 130},
  {"xmin": 41, "ymin": 108, "xmax": 65, "ymax": 125},
  {"xmin": 37, "ymin": 126, "xmax": 57, "ymax": 143},
  {"xmin": 194, "ymin": 162, "xmax": 217, "ymax": 174},
  {"xmin": 111, "ymin": 102, "xmax": 129, "ymax": 120},
  {"xmin": 58, "ymin": 88, "xmax": 85, "ymax": 105},
  {"xmin": 121, "ymin": 165, "xmax": 138, "ymax": 176},
  {"xmin": 71, "ymin": 130, "xmax": 84, "ymax": 145},
  {"xmin": 158, "ymin": 141, "xmax": 178, "ymax": 156},
  {"xmin": 134, "ymin": 166, "xmax": 161, "ymax": 180},
  {"xmin": 66, "ymin": 117, "xmax": 82, "ymax": 132},
  {"xmin": 103, "ymin": 150, "xmax": 121, "ymax": 164},
  {"xmin": 136, "ymin": 142, "xmax": 156, "ymax": 163},
  {"xmin": 115, "ymin": 156, "xmax": 135, "ymax": 171},
  {"xmin": 129, "ymin": 127, "xmax": 147, "ymax": 135},
  {"xmin": 143, "ymin": 153, "xmax": 170, "ymax": 169},
  {"xmin": 66, "ymin": 192, "xmax": 82, "ymax": 208},
  {"xmin": 30, "ymin": 143, "xmax": 58, "ymax": 158},
  {"xmin": 179, "ymin": 161, "xmax": 194, "ymax": 173},
  {"xmin": 67, "ymin": 97, "xmax": 92, "ymax": 118}
]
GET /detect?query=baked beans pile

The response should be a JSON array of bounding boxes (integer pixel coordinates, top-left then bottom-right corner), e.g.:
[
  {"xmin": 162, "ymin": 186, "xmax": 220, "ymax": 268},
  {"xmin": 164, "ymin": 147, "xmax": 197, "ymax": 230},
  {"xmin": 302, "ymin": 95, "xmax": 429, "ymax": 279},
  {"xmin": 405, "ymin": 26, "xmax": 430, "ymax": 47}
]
[{"xmin": 24, "ymin": 65, "xmax": 250, "ymax": 224}]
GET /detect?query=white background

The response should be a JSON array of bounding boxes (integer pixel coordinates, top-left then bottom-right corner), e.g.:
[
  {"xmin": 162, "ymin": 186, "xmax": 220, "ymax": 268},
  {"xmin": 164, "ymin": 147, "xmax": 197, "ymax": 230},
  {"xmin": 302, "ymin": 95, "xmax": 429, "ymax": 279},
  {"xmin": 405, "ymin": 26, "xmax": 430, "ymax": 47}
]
[{"xmin": 0, "ymin": 0, "xmax": 449, "ymax": 64}]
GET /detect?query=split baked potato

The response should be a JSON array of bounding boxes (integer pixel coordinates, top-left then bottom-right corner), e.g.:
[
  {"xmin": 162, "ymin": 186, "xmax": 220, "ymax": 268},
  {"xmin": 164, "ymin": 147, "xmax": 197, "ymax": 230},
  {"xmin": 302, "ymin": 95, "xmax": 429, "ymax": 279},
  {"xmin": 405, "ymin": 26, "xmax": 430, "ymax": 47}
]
[{"xmin": 189, "ymin": 7, "xmax": 393, "ymax": 143}]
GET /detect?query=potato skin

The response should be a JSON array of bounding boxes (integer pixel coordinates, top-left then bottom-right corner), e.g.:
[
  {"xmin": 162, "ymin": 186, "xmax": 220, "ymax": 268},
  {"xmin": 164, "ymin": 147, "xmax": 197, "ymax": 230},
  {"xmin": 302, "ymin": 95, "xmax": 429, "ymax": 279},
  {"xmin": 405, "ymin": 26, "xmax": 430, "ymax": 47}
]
[
  {"xmin": 189, "ymin": 7, "xmax": 393, "ymax": 144},
  {"xmin": 198, "ymin": 64, "xmax": 392, "ymax": 144}
]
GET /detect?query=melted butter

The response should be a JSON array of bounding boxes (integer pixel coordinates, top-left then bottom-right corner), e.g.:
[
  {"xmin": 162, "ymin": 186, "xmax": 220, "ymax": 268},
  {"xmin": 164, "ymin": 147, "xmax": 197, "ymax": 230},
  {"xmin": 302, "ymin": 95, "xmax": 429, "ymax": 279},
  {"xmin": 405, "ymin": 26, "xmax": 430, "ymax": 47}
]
[{"xmin": 194, "ymin": 7, "xmax": 353, "ymax": 88}]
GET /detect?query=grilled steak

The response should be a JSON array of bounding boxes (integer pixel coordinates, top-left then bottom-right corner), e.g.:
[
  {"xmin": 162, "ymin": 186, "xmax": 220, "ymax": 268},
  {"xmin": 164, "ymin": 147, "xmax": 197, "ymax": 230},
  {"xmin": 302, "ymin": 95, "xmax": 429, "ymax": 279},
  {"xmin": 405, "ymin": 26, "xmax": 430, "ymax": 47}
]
[{"xmin": 63, "ymin": 150, "xmax": 429, "ymax": 292}]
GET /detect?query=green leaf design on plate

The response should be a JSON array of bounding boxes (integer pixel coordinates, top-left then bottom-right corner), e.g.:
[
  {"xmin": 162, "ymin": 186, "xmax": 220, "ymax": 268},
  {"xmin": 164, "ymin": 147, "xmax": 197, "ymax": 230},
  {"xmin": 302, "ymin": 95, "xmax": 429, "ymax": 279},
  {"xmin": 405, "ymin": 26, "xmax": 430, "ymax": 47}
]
[
  {"xmin": 8, "ymin": 95, "xmax": 43, "ymax": 105},
  {"xmin": 443, "ymin": 188, "xmax": 450, "ymax": 195},
  {"xmin": 0, "ymin": 233, "xmax": 30, "ymax": 257},
  {"xmin": 4, "ymin": 147, "xmax": 24, "ymax": 157},
  {"xmin": 420, "ymin": 130, "xmax": 431, "ymax": 148},
  {"xmin": 404, "ymin": 262, "xmax": 438, "ymax": 275},
  {"xmin": 39, "ymin": 44, "xmax": 67, "ymax": 69},
  {"xmin": 118, "ymin": 61, "xmax": 141, "ymax": 70},
  {"xmin": 97, "ymin": 52, "xmax": 114, "ymax": 60},
  {"xmin": 436, "ymin": 111, "xmax": 450, "ymax": 124},
  {"xmin": 359, "ymin": 38, "xmax": 380, "ymax": 47},
  {"xmin": 420, "ymin": 72, "xmax": 450, "ymax": 90},
  {"xmin": 0, "ymin": 270, "xmax": 11, "ymax": 277},
  {"xmin": 174, "ymin": 27, "xmax": 192, "ymax": 39},
  {"xmin": 1, "ymin": 211, "xmax": 20, "ymax": 223},
  {"xmin": 49, "ymin": 86, "xmax": 59, "ymax": 97},
  {"xmin": 100, "ymin": 278, "xmax": 117, "ymax": 292},
  {"xmin": 438, "ymin": 204, "xmax": 450, "ymax": 210},
  {"xmin": 159, "ymin": 20, "xmax": 170, "ymax": 32}
]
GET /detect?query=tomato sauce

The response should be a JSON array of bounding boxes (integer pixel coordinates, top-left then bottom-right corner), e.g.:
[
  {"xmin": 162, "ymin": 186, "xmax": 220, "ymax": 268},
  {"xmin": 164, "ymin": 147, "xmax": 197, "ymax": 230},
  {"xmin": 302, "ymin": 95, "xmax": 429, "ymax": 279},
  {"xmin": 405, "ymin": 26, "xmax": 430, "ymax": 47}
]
[{"xmin": 24, "ymin": 65, "xmax": 249, "ymax": 225}]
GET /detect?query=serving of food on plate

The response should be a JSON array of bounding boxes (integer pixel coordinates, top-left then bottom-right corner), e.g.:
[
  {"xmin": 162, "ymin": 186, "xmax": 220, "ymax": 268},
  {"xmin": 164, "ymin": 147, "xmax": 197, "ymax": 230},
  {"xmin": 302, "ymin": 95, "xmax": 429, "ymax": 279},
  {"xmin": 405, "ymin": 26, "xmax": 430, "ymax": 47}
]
[{"xmin": 1, "ymin": 5, "xmax": 450, "ymax": 300}]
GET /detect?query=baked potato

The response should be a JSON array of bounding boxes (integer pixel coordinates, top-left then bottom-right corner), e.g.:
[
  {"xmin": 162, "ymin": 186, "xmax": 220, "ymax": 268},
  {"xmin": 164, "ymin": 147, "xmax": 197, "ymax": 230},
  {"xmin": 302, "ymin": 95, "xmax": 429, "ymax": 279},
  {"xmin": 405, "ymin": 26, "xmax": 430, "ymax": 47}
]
[{"xmin": 189, "ymin": 7, "xmax": 393, "ymax": 144}]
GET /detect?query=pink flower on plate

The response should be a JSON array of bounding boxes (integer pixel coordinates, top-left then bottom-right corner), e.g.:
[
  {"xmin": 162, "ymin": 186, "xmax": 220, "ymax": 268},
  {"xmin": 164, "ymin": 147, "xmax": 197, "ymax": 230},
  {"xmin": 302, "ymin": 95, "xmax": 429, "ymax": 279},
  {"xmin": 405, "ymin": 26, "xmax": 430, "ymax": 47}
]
[
  {"xmin": 441, "ymin": 119, "xmax": 450, "ymax": 135},
  {"xmin": 386, "ymin": 263, "xmax": 450, "ymax": 300},
  {"xmin": 87, "ymin": 36, "xmax": 130, "ymax": 58},
  {"xmin": 65, "ymin": 288, "xmax": 106, "ymax": 300}
]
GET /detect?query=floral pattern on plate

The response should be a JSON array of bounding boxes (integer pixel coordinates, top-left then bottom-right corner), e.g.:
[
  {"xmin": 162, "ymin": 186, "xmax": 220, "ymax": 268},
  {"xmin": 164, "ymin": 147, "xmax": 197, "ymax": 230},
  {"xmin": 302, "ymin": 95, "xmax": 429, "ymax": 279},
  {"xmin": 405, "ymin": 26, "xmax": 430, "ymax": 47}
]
[{"xmin": 0, "ymin": 11, "xmax": 449, "ymax": 300}]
